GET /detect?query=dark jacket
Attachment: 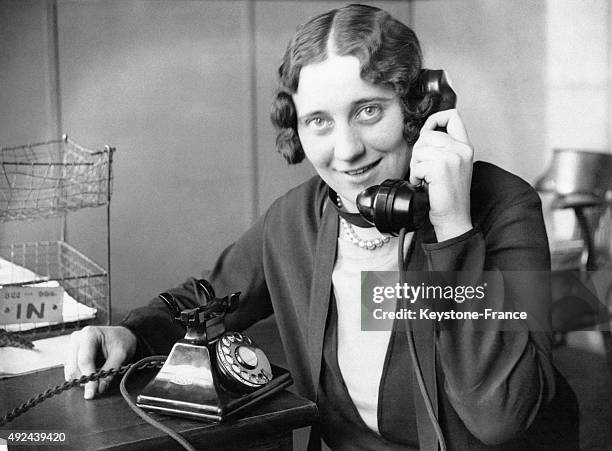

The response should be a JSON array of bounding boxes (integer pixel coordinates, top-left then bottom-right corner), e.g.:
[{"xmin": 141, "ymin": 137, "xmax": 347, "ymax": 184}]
[{"xmin": 122, "ymin": 161, "xmax": 578, "ymax": 450}]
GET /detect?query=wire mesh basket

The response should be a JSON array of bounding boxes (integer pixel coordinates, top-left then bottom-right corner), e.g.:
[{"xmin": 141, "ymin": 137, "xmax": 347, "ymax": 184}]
[
  {"xmin": 0, "ymin": 135, "xmax": 114, "ymax": 221},
  {"xmin": 0, "ymin": 241, "xmax": 108, "ymax": 339}
]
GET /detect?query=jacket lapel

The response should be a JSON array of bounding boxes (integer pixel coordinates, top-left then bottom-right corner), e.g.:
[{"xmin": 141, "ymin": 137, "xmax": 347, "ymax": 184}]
[
  {"xmin": 409, "ymin": 218, "xmax": 440, "ymax": 450},
  {"xmin": 307, "ymin": 197, "xmax": 338, "ymax": 397}
]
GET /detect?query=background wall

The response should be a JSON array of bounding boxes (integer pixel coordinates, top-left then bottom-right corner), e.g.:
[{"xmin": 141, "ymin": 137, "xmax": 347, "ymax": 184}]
[{"xmin": 1, "ymin": 0, "xmax": 610, "ymax": 322}]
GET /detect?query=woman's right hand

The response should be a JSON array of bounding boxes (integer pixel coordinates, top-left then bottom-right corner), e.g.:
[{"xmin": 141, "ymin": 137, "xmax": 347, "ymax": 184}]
[
  {"xmin": 64, "ymin": 325, "xmax": 137, "ymax": 399},
  {"xmin": 409, "ymin": 109, "xmax": 474, "ymax": 242}
]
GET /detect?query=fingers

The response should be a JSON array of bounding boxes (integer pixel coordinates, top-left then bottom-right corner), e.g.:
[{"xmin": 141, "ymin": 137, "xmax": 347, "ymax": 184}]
[
  {"xmin": 409, "ymin": 138, "xmax": 473, "ymax": 187},
  {"xmin": 76, "ymin": 327, "xmax": 102, "ymax": 399},
  {"xmin": 64, "ymin": 326, "xmax": 137, "ymax": 400},
  {"xmin": 413, "ymin": 135, "xmax": 473, "ymax": 162},
  {"xmin": 415, "ymin": 130, "xmax": 452, "ymax": 148},
  {"xmin": 421, "ymin": 109, "xmax": 470, "ymax": 144},
  {"xmin": 97, "ymin": 348, "xmax": 128, "ymax": 394},
  {"xmin": 409, "ymin": 159, "xmax": 436, "ymax": 186},
  {"xmin": 64, "ymin": 326, "xmax": 101, "ymax": 399},
  {"xmin": 409, "ymin": 151, "xmax": 468, "ymax": 187},
  {"xmin": 64, "ymin": 330, "xmax": 82, "ymax": 382},
  {"xmin": 98, "ymin": 327, "xmax": 137, "ymax": 393}
]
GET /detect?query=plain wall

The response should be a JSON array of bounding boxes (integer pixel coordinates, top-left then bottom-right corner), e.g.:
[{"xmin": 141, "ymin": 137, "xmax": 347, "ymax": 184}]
[
  {"xmin": 412, "ymin": 0, "xmax": 549, "ymax": 181},
  {"xmin": 1, "ymin": 0, "xmax": 609, "ymax": 322}
]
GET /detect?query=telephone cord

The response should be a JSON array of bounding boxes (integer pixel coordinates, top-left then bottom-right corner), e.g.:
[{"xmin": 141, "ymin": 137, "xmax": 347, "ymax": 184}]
[
  {"xmin": 119, "ymin": 356, "xmax": 197, "ymax": 451},
  {"xmin": 0, "ymin": 359, "xmax": 157, "ymax": 426},
  {"xmin": 398, "ymin": 227, "xmax": 447, "ymax": 451},
  {"xmin": 0, "ymin": 356, "xmax": 196, "ymax": 451}
]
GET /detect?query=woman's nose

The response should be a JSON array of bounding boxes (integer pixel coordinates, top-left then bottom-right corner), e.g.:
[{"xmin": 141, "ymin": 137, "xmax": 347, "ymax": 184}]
[{"xmin": 333, "ymin": 124, "xmax": 365, "ymax": 161}]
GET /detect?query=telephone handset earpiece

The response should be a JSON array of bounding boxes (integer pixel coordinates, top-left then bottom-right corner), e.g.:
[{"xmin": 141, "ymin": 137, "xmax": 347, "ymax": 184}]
[
  {"xmin": 355, "ymin": 69, "xmax": 457, "ymax": 234},
  {"xmin": 415, "ymin": 69, "xmax": 457, "ymax": 120}
]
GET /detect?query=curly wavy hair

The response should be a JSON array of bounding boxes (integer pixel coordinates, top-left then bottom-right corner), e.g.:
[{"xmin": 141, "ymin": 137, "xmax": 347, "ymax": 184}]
[{"xmin": 270, "ymin": 4, "xmax": 434, "ymax": 164}]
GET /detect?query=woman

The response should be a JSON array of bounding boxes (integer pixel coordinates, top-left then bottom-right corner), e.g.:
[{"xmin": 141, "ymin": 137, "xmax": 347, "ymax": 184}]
[{"xmin": 65, "ymin": 4, "xmax": 578, "ymax": 450}]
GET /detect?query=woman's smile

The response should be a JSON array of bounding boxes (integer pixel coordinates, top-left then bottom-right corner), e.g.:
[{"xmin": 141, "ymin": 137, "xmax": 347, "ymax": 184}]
[{"xmin": 337, "ymin": 158, "xmax": 382, "ymax": 178}]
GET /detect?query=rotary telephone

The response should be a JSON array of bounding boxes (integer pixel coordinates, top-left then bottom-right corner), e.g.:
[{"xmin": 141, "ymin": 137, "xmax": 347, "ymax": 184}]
[
  {"xmin": 0, "ymin": 279, "xmax": 292, "ymax": 451},
  {"xmin": 355, "ymin": 69, "xmax": 457, "ymax": 234},
  {"xmin": 136, "ymin": 279, "xmax": 292, "ymax": 422}
]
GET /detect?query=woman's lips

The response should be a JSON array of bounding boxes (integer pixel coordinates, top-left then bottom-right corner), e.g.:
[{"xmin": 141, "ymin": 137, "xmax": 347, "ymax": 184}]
[{"xmin": 340, "ymin": 159, "xmax": 381, "ymax": 176}]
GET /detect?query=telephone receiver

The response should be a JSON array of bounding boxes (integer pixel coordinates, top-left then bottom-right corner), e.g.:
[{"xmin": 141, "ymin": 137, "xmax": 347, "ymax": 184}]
[
  {"xmin": 356, "ymin": 69, "xmax": 457, "ymax": 234},
  {"xmin": 136, "ymin": 279, "xmax": 292, "ymax": 421}
]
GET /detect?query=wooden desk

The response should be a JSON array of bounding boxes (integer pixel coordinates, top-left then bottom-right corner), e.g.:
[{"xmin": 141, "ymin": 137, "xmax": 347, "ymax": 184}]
[{"xmin": 0, "ymin": 366, "xmax": 318, "ymax": 450}]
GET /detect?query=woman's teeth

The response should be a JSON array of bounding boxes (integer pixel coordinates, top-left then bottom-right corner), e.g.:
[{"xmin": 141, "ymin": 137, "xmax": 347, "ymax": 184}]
[{"xmin": 344, "ymin": 161, "xmax": 378, "ymax": 176}]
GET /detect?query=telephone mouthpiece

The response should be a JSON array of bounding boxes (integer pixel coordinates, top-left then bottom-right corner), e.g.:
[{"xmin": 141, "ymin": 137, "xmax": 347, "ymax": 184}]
[
  {"xmin": 356, "ymin": 186, "xmax": 377, "ymax": 224},
  {"xmin": 355, "ymin": 179, "xmax": 430, "ymax": 235}
]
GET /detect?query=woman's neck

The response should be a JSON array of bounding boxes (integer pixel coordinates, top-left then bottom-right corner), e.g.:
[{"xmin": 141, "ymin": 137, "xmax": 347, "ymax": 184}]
[{"xmin": 337, "ymin": 194, "xmax": 359, "ymax": 213}]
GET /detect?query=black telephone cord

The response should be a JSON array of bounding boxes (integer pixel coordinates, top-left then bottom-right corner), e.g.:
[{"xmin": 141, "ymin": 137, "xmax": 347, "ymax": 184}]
[
  {"xmin": 119, "ymin": 356, "xmax": 197, "ymax": 451},
  {"xmin": 0, "ymin": 356, "xmax": 196, "ymax": 451},
  {"xmin": 0, "ymin": 360, "xmax": 158, "ymax": 426},
  {"xmin": 398, "ymin": 227, "xmax": 447, "ymax": 451}
]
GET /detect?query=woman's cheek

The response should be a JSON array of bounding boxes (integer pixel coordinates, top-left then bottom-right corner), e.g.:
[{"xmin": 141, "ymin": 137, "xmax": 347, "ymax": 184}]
[
  {"xmin": 301, "ymin": 134, "xmax": 334, "ymax": 167},
  {"xmin": 361, "ymin": 122, "xmax": 405, "ymax": 152}
]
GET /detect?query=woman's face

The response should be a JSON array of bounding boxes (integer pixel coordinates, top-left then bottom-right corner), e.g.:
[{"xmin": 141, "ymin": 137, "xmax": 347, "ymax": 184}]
[{"xmin": 292, "ymin": 54, "xmax": 411, "ymax": 212}]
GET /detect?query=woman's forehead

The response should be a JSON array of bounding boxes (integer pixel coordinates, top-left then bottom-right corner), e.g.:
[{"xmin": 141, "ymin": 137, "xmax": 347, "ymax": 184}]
[{"xmin": 294, "ymin": 54, "xmax": 395, "ymax": 113}]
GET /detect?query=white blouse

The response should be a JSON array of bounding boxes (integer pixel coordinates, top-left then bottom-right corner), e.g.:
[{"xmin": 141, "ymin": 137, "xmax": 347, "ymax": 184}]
[{"xmin": 332, "ymin": 225, "xmax": 413, "ymax": 434}]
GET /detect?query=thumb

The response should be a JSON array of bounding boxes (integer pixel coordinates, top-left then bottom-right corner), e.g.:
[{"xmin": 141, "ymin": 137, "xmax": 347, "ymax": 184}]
[{"xmin": 97, "ymin": 348, "xmax": 127, "ymax": 394}]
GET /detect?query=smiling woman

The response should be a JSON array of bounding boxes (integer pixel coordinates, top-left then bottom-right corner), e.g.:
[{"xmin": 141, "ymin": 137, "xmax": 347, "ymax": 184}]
[{"xmin": 65, "ymin": 4, "xmax": 579, "ymax": 450}]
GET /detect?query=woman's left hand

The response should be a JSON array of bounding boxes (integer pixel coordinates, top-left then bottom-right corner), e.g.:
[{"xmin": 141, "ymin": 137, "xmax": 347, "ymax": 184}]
[{"xmin": 409, "ymin": 109, "xmax": 474, "ymax": 242}]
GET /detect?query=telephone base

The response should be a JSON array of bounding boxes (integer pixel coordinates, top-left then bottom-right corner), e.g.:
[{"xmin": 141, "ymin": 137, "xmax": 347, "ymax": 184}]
[{"xmin": 136, "ymin": 342, "xmax": 292, "ymax": 422}]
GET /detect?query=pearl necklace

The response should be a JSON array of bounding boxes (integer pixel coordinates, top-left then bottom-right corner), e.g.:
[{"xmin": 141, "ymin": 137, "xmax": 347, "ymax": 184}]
[{"xmin": 336, "ymin": 195, "xmax": 391, "ymax": 250}]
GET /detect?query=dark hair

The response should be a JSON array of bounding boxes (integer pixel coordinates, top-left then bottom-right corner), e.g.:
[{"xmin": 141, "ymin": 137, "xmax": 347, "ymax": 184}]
[{"xmin": 270, "ymin": 4, "xmax": 432, "ymax": 164}]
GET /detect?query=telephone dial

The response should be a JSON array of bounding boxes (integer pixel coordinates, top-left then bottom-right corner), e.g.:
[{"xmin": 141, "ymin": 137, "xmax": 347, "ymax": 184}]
[
  {"xmin": 136, "ymin": 279, "xmax": 292, "ymax": 421},
  {"xmin": 355, "ymin": 69, "xmax": 457, "ymax": 234}
]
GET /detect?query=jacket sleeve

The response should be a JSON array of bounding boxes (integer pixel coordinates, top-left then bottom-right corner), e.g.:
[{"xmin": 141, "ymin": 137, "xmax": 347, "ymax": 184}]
[
  {"xmin": 422, "ymin": 185, "xmax": 555, "ymax": 446},
  {"xmin": 120, "ymin": 213, "xmax": 273, "ymax": 358}
]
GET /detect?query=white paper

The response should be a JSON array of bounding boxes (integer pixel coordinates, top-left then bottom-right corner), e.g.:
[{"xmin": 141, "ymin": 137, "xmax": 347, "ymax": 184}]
[{"xmin": 0, "ymin": 334, "xmax": 70, "ymax": 378}]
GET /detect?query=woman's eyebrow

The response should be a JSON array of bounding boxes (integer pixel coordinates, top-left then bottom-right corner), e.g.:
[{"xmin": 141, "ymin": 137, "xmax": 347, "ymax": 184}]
[
  {"xmin": 351, "ymin": 96, "xmax": 394, "ymax": 108},
  {"xmin": 297, "ymin": 110, "xmax": 327, "ymax": 122}
]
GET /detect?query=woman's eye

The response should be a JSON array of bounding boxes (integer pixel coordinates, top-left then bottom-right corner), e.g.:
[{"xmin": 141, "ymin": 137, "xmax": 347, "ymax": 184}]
[
  {"xmin": 305, "ymin": 117, "xmax": 332, "ymax": 131},
  {"xmin": 356, "ymin": 105, "xmax": 382, "ymax": 122}
]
